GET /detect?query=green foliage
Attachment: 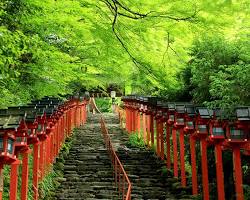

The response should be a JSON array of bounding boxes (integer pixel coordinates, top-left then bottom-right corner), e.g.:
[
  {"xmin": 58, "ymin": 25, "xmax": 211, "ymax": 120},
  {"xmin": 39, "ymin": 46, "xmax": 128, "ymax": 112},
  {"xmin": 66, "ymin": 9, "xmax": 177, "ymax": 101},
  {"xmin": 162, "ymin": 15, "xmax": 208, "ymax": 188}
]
[
  {"xmin": 0, "ymin": 0, "xmax": 248, "ymax": 107},
  {"xmin": 39, "ymin": 170, "xmax": 59, "ymax": 199},
  {"xmin": 183, "ymin": 34, "xmax": 250, "ymax": 110},
  {"xmin": 127, "ymin": 133, "xmax": 145, "ymax": 148},
  {"xmin": 94, "ymin": 98, "xmax": 112, "ymax": 113}
]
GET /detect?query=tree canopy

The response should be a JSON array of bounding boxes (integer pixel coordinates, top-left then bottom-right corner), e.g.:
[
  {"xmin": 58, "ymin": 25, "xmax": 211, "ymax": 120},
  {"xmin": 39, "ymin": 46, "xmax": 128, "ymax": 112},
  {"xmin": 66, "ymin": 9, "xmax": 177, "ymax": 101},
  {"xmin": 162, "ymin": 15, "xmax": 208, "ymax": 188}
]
[{"xmin": 0, "ymin": 0, "xmax": 249, "ymax": 108}]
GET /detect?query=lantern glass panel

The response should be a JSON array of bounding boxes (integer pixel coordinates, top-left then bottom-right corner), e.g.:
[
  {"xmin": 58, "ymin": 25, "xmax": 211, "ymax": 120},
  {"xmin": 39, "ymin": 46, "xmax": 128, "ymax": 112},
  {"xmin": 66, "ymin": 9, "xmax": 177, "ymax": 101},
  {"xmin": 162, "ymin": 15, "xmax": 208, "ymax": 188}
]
[
  {"xmin": 168, "ymin": 104, "xmax": 175, "ymax": 110},
  {"xmin": 230, "ymin": 128, "xmax": 244, "ymax": 139},
  {"xmin": 236, "ymin": 109, "xmax": 248, "ymax": 118},
  {"xmin": 27, "ymin": 129, "xmax": 32, "ymax": 135},
  {"xmin": 169, "ymin": 115, "xmax": 175, "ymax": 121},
  {"xmin": 236, "ymin": 108, "xmax": 250, "ymax": 120},
  {"xmin": 7, "ymin": 139, "xmax": 14, "ymax": 154},
  {"xmin": 199, "ymin": 109, "xmax": 209, "ymax": 116},
  {"xmin": 16, "ymin": 137, "xmax": 27, "ymax": 143},
  {"xmin": 198, "ymin": 125, "xmax": 207, "ymax": 133},
  {"xmin": 37, "ymin": 124, "xmax": 43, "ymax": 132},
  {"xmin": 157, "ymin": 110, "xmax": 163, "ymax": 116},
  {"xmin": 186, "ymin": 121, "xmax": 194, "ymax": 127},
  {"xmin": 16, "ymin": 137, "xmax": 22, "ymax": 143},
  {"xmin": 186, "ymin": 107, "xmax": 195, "ymax": 115},
  {"xmin": 0, "ymin": 138, "xmax": 3, "ymax": 152},
  {"xmin": 212, "ymin": 127, "xmax": 224, "ymax": 136},
  {"xmin": 177, "ymin": 118, "xmax": 184, "ymax": 125},
  {"xmin": 176, "ymin": 105, "xmax": 185, "ymax": 113}
]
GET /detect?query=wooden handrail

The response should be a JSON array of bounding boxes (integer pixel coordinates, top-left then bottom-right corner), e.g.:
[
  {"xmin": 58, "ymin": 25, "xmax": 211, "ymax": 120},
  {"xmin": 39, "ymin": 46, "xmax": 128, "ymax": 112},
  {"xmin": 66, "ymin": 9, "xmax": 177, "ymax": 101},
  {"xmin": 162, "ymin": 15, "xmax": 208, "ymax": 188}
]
[{"xmin": 100, "ymin": 116, "xmax": 131, "ymax": 200}]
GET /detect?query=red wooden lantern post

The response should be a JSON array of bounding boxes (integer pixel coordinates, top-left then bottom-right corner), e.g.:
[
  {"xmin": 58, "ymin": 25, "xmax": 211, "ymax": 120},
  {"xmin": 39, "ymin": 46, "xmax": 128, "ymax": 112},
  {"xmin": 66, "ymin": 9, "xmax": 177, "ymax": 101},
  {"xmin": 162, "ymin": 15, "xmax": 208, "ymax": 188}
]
[
  {"xmin": 138, "ymin": 97, "xmax": 145, "ymax": 140},
  {"xmin": 0, "ymin": 110, "xmax": 29, "ymax": 200},
  {"xmin": 130, "ymin": 96, "xmax": 137, "ymax": 133},
  {"xmin": 147, "ymin": 97, "xmax": 157, "ymax": 148},
  {"xmin": 225, "ymin": 107, "xmax": 249, "ymax": 200},
  {"xmin": 167, "ymin": 103, "xmax": 177, "ymax": 176},
  {"xmin": 142, "ymin": 97, "xmax": 151, "ymax": 146},
  {"xmin": 36, "ymin": 109, "xmax": 47, "ymax": 181},
  {"xmin": 174, "ymin": 104, "xmax": 187, "ymax": 187},
  {"xmin": 126, "ymin": 96, "xmax": 132, "ymax": 133},
  {"xmin": 140, "ymin": 97, "xmax": 148, "ymax": 144},
  {"xmin": 45, "ymin": 108, "xmax": 56, "ymax": 170},
  {"xmin": 136, "ymin": 97, "xmax": 141, "ymax": 136},
  {"xmin": 159, "ymin": 102, "xmax": 170, "ymax": 169},
  {"xmin": 194, "ymin": 107, "xmax": 213, "ymax": 200},
  {"xmin": 26, "ymin": 113, "xmax": 40, "ymax": 200},
  {"xmin": 183, "ymin": 104, "xmax": 197, "ymax": 195},
  {"xmin": 134, "ymin": 96, "xmax": 141, "ymax": 134},
  {"xmin": 0, "ymin": 117, "xmax": 17, "ymax": 200},
  {"xmin": 121, "ymin": 96, "xmax": 130, "ymax": 133},
  {"xmin": 155, "ymin": 99, "xmax": 164, "ymax": 159},
  {"xmin": 208, "ymin": 109, "xmax": 226, "ymax": 200},
  {"xmin": 124, "ymin": 95, "xmax": 137, "ymax": 134},
  {"xmin": 79, "ymin": 97, "xmax": 86, "ymax": 126},
  {"xmin": 7, "ymin": 111, "xmax": 30, "ymax": 200},
  {"xmin": 23, "ymin": 109, "xmax": 40, "ymax": 200},
  {"xmin": 15, "ymin": 115, "xmax": 32, "ymax": 200}
]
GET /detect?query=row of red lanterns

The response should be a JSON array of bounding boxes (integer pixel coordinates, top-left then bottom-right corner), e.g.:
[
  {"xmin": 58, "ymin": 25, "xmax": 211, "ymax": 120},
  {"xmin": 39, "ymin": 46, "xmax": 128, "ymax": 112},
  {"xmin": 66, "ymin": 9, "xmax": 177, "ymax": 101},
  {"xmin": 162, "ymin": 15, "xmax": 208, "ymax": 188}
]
[
  {"xmin": 0, "ymin": 96, "xmax": 88, "ymax": 200},
  {"xmin": 121, "ymin": 95, "xmax": 250, "ymax": 200}
]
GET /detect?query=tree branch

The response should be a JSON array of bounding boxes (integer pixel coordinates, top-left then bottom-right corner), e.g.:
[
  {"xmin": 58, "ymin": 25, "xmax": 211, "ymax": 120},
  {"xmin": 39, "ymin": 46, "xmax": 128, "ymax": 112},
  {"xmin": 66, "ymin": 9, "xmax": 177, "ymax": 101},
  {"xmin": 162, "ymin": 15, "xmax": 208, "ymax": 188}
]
[{"xmin": 108, "ymin": 0, "xmax": 161, "ymax": 82}]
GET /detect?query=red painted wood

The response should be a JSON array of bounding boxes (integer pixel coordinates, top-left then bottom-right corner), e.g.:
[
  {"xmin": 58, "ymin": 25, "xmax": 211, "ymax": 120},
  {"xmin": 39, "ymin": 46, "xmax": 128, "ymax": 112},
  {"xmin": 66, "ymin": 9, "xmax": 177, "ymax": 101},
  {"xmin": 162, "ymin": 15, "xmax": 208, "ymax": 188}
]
[
  {"xmin": 200, "ymin": 139, "xmax": 209, "ymax": 200},
  {"xmin": 172, "ymin": 129, "xmax": 178, "ymax": 177},
  {"xmin": 146, "ymin": 115, "xmax": 151, "ymax": 146},
  {"xmin": 10, "ymin": 160, "xmax": 20, "ymax": 200},
  {"xmin": 166, "ymin": 125, "xmax": 171, "ymax": 169},
  {"xmin": 233, "ymin": 148, "xmax": 244, "ymax": 200},
  {"xmin": 150, "ymin": 115, "xmax": 154, "ymax": 147},
  {"xmin": 125, "ymin": 108, "xmax": 129, "ymax": 131},
  {"xmin": 128, "ymin": 109, "xmax": 131, "ymax": 133},
  {"xmin": 33, "ymin": 142, "xmax": 39, "ymax": 200},
  {"xmin": 214, "ymin": 144, "xmax": 225, "ymax": 200},
  {"xmin": 160, "ymin": 122, "xmax": 164, "ymax": 160},
  {"xmin": 156, "ymin": 119, "xmax": 160, "ymax": 157},
  {"xmin": 50, "ymin": 131, "xmax": 54, "ymax": 164},
  {"xmin": 39, "ymin": 141, "xmax": 44, "ymax": 181},
  {"xmin": 190, "ymin": 136, "xmax": 198, "ymax": 195},
  {"xmin": 130, "ymin": 109, "xmax": 134, "ymax": 132},
  {"xmin": 134, "ymin": 110, "xmax": 138, "ymax": 132},
  {"xmin": 21, "ymin": 149, "xmax": 32, "ymax": 200},
  {"xmin": 46, "ymin": 135, "xmax": 51, "ymax": 172},
  {"xmin": 179, "ymin": 129, "xmax": 186, "ymax": 187},
  {"xmin": 142, "ymin": 113, "xmax": 147, "ymax": 143},
  {"xmin": 137, "ymin": 112, "xmax": 141, "ymax": 137}
]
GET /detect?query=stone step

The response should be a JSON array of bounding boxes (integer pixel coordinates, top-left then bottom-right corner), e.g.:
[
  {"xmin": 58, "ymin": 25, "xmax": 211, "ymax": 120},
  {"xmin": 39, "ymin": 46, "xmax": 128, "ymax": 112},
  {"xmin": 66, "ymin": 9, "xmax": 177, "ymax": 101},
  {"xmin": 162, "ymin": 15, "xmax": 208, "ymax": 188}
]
[{"xmin": 51, "ymin": 113, "xmax": 193, "ymax": 200}]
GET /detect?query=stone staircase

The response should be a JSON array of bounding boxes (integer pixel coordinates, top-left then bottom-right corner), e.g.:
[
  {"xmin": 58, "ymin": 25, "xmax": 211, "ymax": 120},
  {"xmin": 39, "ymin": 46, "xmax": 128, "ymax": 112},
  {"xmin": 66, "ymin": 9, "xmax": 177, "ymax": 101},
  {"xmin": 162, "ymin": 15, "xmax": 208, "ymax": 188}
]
[
  {"xmin": 104, "ymin": 113, "xmax": 193, "ymax": 200},
  {"xmin": 53, "ymin": 114, "xmax": 118, "ymax": 200},
  {"xmin": 52, "ymin": 113, "xmax": 194, "ymax": 200}
]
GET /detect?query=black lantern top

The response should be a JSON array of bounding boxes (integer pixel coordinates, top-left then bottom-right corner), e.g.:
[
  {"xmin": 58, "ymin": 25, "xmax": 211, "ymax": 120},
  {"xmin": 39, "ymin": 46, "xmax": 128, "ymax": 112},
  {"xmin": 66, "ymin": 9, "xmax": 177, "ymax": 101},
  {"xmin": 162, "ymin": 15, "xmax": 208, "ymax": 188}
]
[
  {"xmin": 148, "ymin": 97, "xmax": 157, "ymax": 106},
  {"xmin": 196, "ymin": 107, "xmax": 213, "ymax": 119},
  {"xmin": 236, "ymin": 107, "xmax": 250, "ymax": 121},
  {"xmin": 175, "ymin": 104, "xmax": 185, "ymax": 114},
  {"xmin": 167, "ymin": 103, "xmax": 175, "ymax": 112},
  {"xmin": 156, "ymin": 100, "xmax": 163, "ymax": 108},
  {"xmin": 44, "ymin": 108, "xmax": 55, "ymax": 118},
  {"xmin": 6, "ymin": 107, "xmax": 26, "ymax": 116},
  {"xmin": 0, "ymin": 115, "xmax": 24, "ymax": 130},
  {"xmin": 185, "ymin": 104, "xmax": 196, "ymax": 117},
  {"xmin": 143, "ymin": 96, "xmax": 149, "ymax": 104}
]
